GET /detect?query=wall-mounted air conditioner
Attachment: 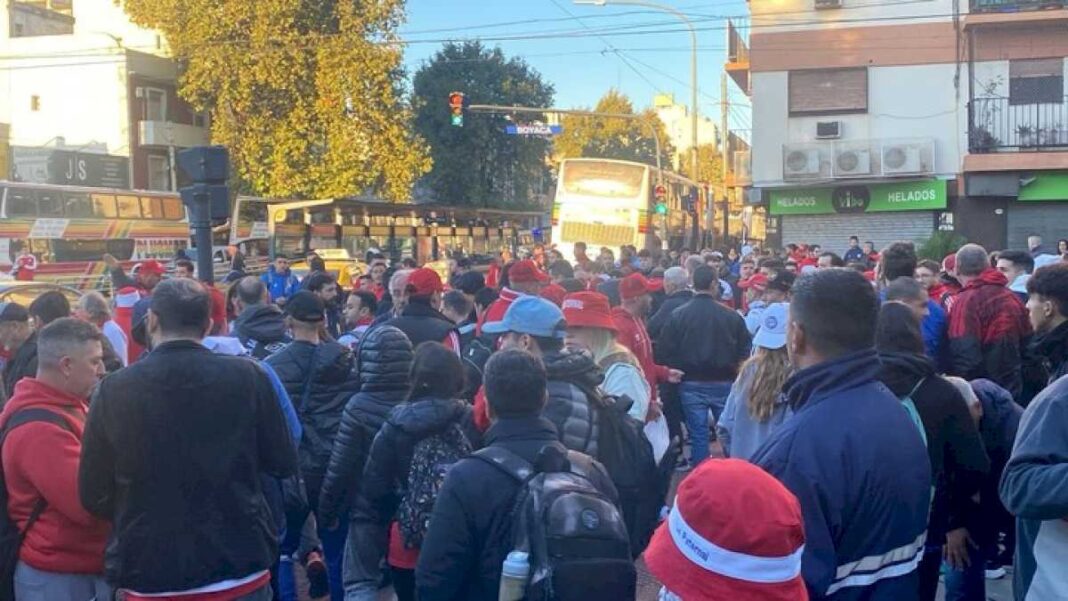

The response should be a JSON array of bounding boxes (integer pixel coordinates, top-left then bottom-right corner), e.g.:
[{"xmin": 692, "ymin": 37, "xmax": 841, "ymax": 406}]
[
  {"xmin": 882, "ymin": 144, "xmax": 924, "ymax": 175},
  {"xmin": 834, "ymin": 149, "xmax": 872, "ymax": 177},
  {"xmin": 784, "ymin": 149, "xmax": 821, "ymax": 177},
  {"xmin": 816, "ymin": 121, "xmax": 842, "ymax": 139}
]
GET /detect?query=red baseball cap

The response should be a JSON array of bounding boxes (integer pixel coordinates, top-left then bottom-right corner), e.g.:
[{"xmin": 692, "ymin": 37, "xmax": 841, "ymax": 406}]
[
  {"xmin": 540, "ymin": 283, "xmax": 567, "ymax": 308},
  {"xmin": 645, "ymin": 459, "xmax": 807, "ymax": 601},
  {"xmin": 942, "ymin": 253, "xmax": 957, "ymax": 272},
  {"xmin": 509, "ymin": 259, "xmax": 550, "ymax": 284},
  {"xmin": 739, "ymin": 273, "xmax": 768, "ymax": 291},
  {"xmin": 619, "ymin": 273, "xmax": 659, "ymax": 301},
  {"xmin": 138, "ymin": 260, "xmax": 165, "ymax": 276},
  {"xmin": 406, "ymin": 268, "xmax": 444, "ymax": 297},
  {"xmin": 561, "ymin": 291, "xmax": 617, "ymax": 332}
]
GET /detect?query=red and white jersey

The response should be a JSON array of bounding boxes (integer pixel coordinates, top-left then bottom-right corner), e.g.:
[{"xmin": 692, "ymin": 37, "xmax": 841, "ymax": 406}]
[{"xmin": 14, "ymin": 253, "xmax": 37, "ymax": 281}]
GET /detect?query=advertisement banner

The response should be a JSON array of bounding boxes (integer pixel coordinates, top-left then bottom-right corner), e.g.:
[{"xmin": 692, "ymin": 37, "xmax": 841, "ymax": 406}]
[
  {"xmin": 1018, "ymin": 172, "xmax": 1068, "ymax": 202},
  {"xmin": 769, "ymin": 180, "xmax": 947, "ymax": 216}
]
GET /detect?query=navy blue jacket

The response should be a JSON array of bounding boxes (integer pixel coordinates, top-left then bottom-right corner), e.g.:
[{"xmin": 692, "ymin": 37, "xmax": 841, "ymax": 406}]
[{"xmin": 751, "ymin": 349, "xmax": 932, "ymax": 600}]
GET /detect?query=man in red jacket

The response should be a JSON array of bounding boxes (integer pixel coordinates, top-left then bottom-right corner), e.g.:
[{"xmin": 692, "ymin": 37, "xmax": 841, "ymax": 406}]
[
  {"xmin": 612, "ymin": 273, "xmax": 682, "ymax": 410},
  {"xmin": 0, "ymin": 317, "xmax": 109, "ymax": 600},
  {"xmin": 478, "ymin": 259, "xmax": 549, "ymax": 333}
]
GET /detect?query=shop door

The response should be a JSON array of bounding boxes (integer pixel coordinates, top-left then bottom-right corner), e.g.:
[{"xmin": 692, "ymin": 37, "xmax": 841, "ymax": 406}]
[
  {"xmin": 1007, "ymin": 202, "xmax": 1068, "ymax": 250},
  {"xmin": 780, "ymin": 212, "xmax": 936, "ymax": 257}
]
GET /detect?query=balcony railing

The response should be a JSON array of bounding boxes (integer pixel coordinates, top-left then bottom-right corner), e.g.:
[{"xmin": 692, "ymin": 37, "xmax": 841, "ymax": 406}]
[
  {"xmin": 971, "ymin": 0, "xmax": 1065, "ymax": 12},
  {"xmin": 969, "ymin": 96, "xmax": 1068, "ymax": 152}
]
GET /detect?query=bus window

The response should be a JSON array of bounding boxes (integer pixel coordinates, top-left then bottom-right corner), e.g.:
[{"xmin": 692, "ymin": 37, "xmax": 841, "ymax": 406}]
[
  {"xmin": 309, "ymin": 208, "xmax": 335, "ymax": 224},
  {"xmin": 141, "ymin": 196, "xmax": 164, "ymax": 219},
  {"xmin": 107, "ymin": 239, "xmax": 135, "ymax": 260},
  {"xmin": 162, "ymin": 198, "xmax": 184, "ymax": 220},
  {"xmin": 6, "ymin": 189, "xmax": 36, "ymax": 217},
  {"xmin": 238, "ymin": 199, "xmax": 268, "ymax": 223},
  {"xmin": 37, "ymin": 191, "xmax": 63, "ymax": 217},
  {"xmin": 52, "ymin": 239, "xmax": 109, "ymax": 262},
  {"xmin": 116, "ymin": 195, "xmax": 142, "ymax": 219},
  {"xmin": 92, "ymin": 195, "xmax": 117, "ymax": 218},
  {"xmin": 64, "ymin": 193, "xmax": 92, "ymax": 218}
]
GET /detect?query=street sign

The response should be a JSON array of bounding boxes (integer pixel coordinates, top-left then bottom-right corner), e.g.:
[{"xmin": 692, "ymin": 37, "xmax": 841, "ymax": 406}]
[{"xmin": 504, "ymin": 124, "xmax": 563, "ymax": 136}]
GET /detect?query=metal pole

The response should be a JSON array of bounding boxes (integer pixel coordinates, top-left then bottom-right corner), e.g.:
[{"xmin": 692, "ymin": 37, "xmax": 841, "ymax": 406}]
[
  {"xmin": 721, "ymin": 72, "xmax": 730, "ymax": 246},
  {"xmin": 191, "ymin": 192, "xmax": 214, "ymax": 283}
]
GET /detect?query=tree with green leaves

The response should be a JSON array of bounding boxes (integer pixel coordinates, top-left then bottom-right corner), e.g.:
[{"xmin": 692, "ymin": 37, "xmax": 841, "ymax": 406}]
[
  {"xmin": 554, "ymin": 89, "xmax": 673, "ymax": 169},
  {"xmin": 679, "ymin": 144, "xmax": 724, "ymax": 185},
  {"xmin": 412, "ymin": 41, "xmax": 555, "ymax": 208},
  {"xmin": 123, "ymin": 0, "xmax": 430, "ymax": 200}
]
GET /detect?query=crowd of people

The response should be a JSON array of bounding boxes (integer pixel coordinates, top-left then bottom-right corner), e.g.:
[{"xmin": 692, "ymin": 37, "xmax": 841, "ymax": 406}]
[{"xmin": 0, "ymin": 232, "xmax": 1065, "ymax": 601}]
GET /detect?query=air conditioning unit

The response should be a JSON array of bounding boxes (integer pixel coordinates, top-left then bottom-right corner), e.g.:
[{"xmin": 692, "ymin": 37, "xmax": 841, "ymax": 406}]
[
  {"xmin": 815, "ymin": 0, "xmax": 842, "ymax": 9},
  {"xmin": 816, "ymin": 121, "xmax": 842, "ymax": 139},
  {"xmin": 784, "ymin": 149, "xmax": 821, "ymax": 177},
  {"xmin": 834, "ymin": 149, "xmax": 872, "ymax": 176},
  {"xmin": 882, "ymin": 144, "xmax": 923, "ymax": 175}
]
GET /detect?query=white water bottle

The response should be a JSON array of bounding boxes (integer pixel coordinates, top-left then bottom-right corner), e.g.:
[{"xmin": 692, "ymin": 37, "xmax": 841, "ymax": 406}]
[{"xmin": 499, "ymin": 550, "xmax": 530, "ymax": 601}]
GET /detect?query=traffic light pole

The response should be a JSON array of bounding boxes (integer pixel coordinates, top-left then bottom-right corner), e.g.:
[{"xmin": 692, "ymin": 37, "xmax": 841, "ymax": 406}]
[
  {"xmin": 189, "ymin": 192, "xmax": 214, "ymax": 284},
  {"xmin": 465, "ymin": 104, "xmax": 663, "ymax": 176}
]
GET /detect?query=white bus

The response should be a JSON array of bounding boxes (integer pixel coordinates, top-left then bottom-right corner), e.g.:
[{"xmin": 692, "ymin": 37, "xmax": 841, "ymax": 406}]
[{"xmin": 551, "ymin": 158, "xmax": 705, "ymax": 260}]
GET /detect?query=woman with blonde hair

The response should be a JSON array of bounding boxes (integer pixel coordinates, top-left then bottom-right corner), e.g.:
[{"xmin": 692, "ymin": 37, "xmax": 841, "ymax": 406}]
[
  {"xmin": 562, "ymin": 291, "xmax": 651, "ymax": 422},
  {"xmin": 717, "ymin": 302, "xmax": 793, "ymax": 461}
]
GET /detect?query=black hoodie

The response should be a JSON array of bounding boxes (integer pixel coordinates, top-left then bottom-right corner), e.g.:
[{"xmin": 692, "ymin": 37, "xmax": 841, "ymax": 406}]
[
  {"xmin": 878, "ymin": 351, "xmax": 990, "ymax": 542},
  {"xmin": 232, "ymin": 304, "xmax": 291, "ymax": 359},
  {"xmin": 1031, "ymin": 320, "xmax": 1068, "ymax": 386}
]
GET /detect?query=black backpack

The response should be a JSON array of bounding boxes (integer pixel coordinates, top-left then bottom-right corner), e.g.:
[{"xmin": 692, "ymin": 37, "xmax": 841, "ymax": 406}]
[
  {"xmin": 0, "ymin": 408, "xmax": 74, "ymax": 601},
  {"xmin": 572, "ymin": 379, "xmax": 662, "ymax": 557},
  {"xmin": 474, "ymin": 445, "xmax": 635, "ymax": 601},
  {"xmin": 397, "ymin": 422, "xmax": 472, "ymax": 549}
]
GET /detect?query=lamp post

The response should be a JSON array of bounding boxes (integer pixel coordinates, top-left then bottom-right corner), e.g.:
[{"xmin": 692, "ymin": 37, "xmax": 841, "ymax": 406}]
[{"xmin": 574, "ymin": 0, "xmax": 699, "ymax": 185}]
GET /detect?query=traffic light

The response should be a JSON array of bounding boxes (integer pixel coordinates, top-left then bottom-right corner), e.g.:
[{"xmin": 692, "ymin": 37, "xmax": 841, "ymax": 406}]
[
  {"xmin": 177, "ymin": 146, "xmax": 230, "ymax": 222},
  {"xmin": 654, "ymin": 183, "xmax": 667, "ymax": 215},
  {"xmin": 449, "ymin": 91, "xmax": 465, "ymax": 127}
]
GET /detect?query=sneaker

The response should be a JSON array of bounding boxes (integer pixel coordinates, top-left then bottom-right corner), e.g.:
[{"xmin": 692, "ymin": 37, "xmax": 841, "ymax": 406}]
[
  {"xmin": 985, "ymin": 561, "xmax": 1006, "ymax": 580},
  {"xmin": 305, "ymin": 550, "xmax": 329, "ymax": 598}
]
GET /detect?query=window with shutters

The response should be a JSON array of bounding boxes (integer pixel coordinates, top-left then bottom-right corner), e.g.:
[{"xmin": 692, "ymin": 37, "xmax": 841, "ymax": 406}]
[
  {"xmin": 1009, "ymin": 59, "xmax": 1064, "ymax": 105},
  {"xmin": 789, "ymin": 68, "xmax": 868, "ymax": 115}
]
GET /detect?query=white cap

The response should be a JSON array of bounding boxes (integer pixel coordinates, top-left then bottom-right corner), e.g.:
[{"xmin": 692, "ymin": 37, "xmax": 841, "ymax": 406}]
[{"xmin": 753, "ymin": 302, "xmax": 789, "ymax": 350}]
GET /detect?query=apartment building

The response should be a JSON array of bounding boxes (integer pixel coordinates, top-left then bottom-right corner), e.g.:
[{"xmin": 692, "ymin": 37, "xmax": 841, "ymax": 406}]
[{"xmin": 0, "ymin": 0, "xmax": 207, "ymax": 191}]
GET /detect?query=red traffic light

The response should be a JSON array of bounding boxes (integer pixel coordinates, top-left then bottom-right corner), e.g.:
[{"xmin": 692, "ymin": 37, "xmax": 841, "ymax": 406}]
[
  {"xmin": 449, "ymin": 92, "xmax": 464, "ymax": 109},
  {"xmin": 654, "ymin": 184, "xmax": 667, "ymax": 199}
]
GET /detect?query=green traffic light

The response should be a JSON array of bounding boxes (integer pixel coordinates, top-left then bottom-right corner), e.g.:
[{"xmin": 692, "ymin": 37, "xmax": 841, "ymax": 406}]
[
  {"xmin": 655, "ymin": 202, "xmax": 667, "ymax": 215},
  {"xmin": 451, "ymin": 115, "xmax": 463, "ymax": 127}
]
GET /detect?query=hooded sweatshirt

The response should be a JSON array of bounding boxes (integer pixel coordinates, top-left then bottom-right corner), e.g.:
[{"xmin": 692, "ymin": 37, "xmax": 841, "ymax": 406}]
[
  {"xmin": 231, "ymin": 304, "xmax": 291, "ymax": 360},
  {"xmin": 947, "ymin": 268, "xmax": 1032, "ymax": 399},
  {"xmin": 0, "ymin": 378, "xmax": 109, "ymax": 574}
]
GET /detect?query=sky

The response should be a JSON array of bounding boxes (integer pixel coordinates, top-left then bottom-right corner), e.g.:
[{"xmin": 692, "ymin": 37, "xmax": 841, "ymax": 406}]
[{"xmin": 401, "ymin": 0, "xmax": 753, "ymax": 134}]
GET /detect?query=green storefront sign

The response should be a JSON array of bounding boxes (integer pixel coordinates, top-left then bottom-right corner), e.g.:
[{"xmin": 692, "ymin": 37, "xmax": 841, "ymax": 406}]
[
  {"xmin": 769, "ymin": 180, "xmax": 947, "ymax": 216},
  {"xmin": 1018, "ymin": 172, "xmax": 1068, "ymax": 202}
]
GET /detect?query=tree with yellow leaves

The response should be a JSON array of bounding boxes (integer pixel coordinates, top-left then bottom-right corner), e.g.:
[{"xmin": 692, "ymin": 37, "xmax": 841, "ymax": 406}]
[
  {"xmin": 124, "ymin": 0, "xmax": 430, "ymax": 200},
  {"xmin": 553, "ymin": 89, "xmax": 673, "ymax": 169}
]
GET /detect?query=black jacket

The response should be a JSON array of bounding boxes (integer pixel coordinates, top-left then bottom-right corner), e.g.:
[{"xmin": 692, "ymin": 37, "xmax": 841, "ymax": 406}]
[
  {"xmin": 655, "ymin": 294, "xmax": 751, "ymax": 381},
  {"xmin": 318, "ymin": 326, "xmax": 414, "ymax": 526},
  {"xmin": 232, "ymin": 304, "xmax": 291, "ymax": 360},
  {"xmin": 387, "ymin": 300, "xmax": 456, "ymax": 349},
  {"xmin": 78, "ymin": 340, "xmax": 297, "ymax": 593},
  {"xmin": 265, "ymin": 340, "xmax": 361, "ymax": 477},
  {"xmin": 414, "ymin": 416, "xmax": 617, "ymax": 601},
  {"xmin": 1, "ymin": 333, "xmax": 36, "ymax": 401},
  {"xmin": 361, "ymin": 396, "xmax": 474, "ymax": 524},
  {"xmin": 1031, "ymin": 320, "xmax": 1068, "ymax": 386},
  {"xmin": 878, "ymin": 351, "xmax": 990, "ymax": 542},
  {"xmin": 646, "ymin": 289, "xmax": 692, "ymax": 342},
  {"xmin": 542, "ymin": 349, "xmax": 603, "ymax": 456},
  {"xmin": 971, "ymin": 378, "xmax": 1023, "ymax": 548}
]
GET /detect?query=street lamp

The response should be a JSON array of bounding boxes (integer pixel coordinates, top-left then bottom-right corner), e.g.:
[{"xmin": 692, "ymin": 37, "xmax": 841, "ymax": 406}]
[{"xmin": 573, "ymin": 0, "xmax": 699, "ymax": 186}]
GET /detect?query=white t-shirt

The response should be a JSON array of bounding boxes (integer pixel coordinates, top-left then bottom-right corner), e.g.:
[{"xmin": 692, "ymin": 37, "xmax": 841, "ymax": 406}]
[{"xmin": 101, "ymin": 320, "xmax": 128, "ymax": 367}]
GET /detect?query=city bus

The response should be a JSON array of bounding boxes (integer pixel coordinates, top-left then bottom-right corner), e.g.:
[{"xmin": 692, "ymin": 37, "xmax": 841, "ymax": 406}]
[
  {"xmin": 0, "ymin": 181, "xmax": 190, "ymax": 288},
  {"xmin": 242, "ymin": 196, "xmax": 546, "ymax": 266},
  {"xmin": 551, "ymin": 158, "xmax": 705, "ymax": 260}
]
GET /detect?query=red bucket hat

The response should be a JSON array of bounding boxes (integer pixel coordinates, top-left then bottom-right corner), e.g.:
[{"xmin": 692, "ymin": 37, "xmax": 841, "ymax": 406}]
[
  {"xmin": 509, "ymin": 259, "xmax": 550, "ymax": 284},
  {"xmin": 645, "ymin": 459, "xmax": 808, "ymax": 601},
  {"xmin": 540, "ymin": 283, "xmax": 567, "ymax": 308},
  {"xmin": 406, "ymin": 268, "xmax": 444, "ymax": 298},
  {"xmin": 561, "ymin": 291, "xmax": 617, "ymax": 332},
  {"xmin": 619, "ymin": 273, "xmax": 660, "ymax": 300}
]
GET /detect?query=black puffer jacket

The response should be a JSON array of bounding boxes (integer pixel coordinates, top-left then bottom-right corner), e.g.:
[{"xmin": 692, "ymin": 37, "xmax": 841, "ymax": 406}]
[
  {"xmin": 1, "ymin": 333, "xmax": 37, "ymax": 401},
  {"xmin": 878, "ymin": 351, "xmax": 990, "ymax": 543},
  {"xmin": 265, "ymin": 340, "xmax": 361, "ymax": 477},
  {"xmin": 542, "ymin": 349, "xmax": 603, "ymax": 456},
  {"xmin": 319, "ymin": 326, "xmax": 414, "ymax": 526},
  {"xmin": 232, "ymin": 304, "xmax": 291, "ymax": 360},
  {"xmin": 361, "ymin": 396, "xmax": 474, "ymax": 523}
]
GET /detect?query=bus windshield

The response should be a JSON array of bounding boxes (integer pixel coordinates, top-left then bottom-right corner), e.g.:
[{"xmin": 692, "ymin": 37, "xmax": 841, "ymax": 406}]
[{"xmin": 561, "ymin": 161, "xmax": 647, "ymax": 199}]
